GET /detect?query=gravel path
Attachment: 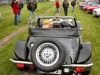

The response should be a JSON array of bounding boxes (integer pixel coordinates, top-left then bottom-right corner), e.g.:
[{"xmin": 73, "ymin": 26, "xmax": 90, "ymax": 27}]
[{"xmin": 0, "ymin": 24, "xmax": 29, "ymax": 48}]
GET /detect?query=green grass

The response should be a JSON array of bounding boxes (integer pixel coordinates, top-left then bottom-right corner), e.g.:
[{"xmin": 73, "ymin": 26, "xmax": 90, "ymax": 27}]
[
  {"xmin": 0, "ymin": 1, "xmax": 100, "ymax": 75},
  {"xmin": 0, "ymin": 30, "xmax": 28, "ymax": 75},
  {"xmin": 0, "ymin": 1, "xmax": 54, "ymax": 40}
]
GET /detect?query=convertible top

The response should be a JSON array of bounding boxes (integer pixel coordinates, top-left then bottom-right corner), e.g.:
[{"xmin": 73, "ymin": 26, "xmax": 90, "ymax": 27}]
[{"xmin": 29, "ymin": 26, "xmax": 79, "ymax": 38}]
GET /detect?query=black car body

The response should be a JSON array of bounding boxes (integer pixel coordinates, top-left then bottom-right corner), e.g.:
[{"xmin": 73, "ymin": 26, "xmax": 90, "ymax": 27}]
[{"xmin": 10, "ymin": 16, "xmax": 93, "ymax": 75}]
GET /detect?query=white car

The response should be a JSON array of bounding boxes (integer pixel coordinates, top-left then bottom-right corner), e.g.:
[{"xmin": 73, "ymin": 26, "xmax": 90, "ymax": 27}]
[{"xmin": 93, "ymin": 8, "xmax": 100, "ymax": 17}]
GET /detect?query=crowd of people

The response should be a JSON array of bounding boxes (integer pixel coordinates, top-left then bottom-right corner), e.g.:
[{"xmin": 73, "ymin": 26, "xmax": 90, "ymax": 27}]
[
  {"xmin": 11, "ymin": 0, "xmax": 37, "ymax": 26},
  {"xmin": 11, "ymin": 0, "xmax": 77, "ymax": 26},
  {"xmin": 55, "ymin": 0, "xmax": 76, "ymax": 16}
]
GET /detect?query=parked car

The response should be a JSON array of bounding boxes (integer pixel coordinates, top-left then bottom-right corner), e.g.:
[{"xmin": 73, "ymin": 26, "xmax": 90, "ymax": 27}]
[
  {"xmin": 93, "ymin": 8, "xmax": 100, "ymax": 17},
  {"xmin": 86, "ymin": 5, "xmax": 100, "ymax": 13},
  {"xmin": 82, "ymin": 3, "xmax": 98, "ymax": 11},
  {"xmin": 79, "ymin": 1, "xmax": 92, "ymax": 9},
  {"xmin": 79, "ymin": 1, "xmax": 88, "ymax": 6},
  {"xmin": 10, "ymin": 16, "xmax": 93, "ymax": 75}
]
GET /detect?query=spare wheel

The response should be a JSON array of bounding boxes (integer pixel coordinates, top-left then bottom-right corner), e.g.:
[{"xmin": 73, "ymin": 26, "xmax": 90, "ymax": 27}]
[{"xmin": 31, "ymin": 38, "xmax": 66, "ymax": 72}]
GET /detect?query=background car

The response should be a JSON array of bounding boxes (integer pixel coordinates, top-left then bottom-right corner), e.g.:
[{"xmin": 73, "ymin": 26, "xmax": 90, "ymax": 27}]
[
  {"xmin": 86, "ymin": 5, "xmax": 100, "ymax": 13},
  {"xmin": 10, "ymin": 16, "xmax": 93, "ymax": 75},
  {"xmin": 82, "ymin": 3, "xmax": 99, "ymax": 11},
  {"xmin": 79, "ymin": 1, "xmax": 88, "ymax": 6},
  {"xmin": 93, "ymin": 8, "xmax": 100, "ymax": 17},
  {"xmin": 79, "ymin": 1, "xmax": 92, "ymax": 9}
]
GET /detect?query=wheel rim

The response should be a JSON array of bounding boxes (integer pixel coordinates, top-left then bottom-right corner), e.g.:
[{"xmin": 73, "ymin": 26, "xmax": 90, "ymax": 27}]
[{"xmin": 36, "ymin": 43, "xmax": 59, "ymax": 66}]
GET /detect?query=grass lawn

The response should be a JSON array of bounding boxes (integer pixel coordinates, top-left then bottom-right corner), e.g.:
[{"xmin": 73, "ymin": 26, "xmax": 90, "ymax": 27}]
[
  {"xmin": 0, "ymin": 1, "xmax": 54, "ymax": 40},
  {"xmin": 0, "ymin": 1, "xmax": 100, "ymax": 75}
]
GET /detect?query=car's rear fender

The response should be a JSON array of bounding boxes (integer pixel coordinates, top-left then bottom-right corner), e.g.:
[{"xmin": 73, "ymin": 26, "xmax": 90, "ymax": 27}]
[
  {"xmin": 77, "ymin": 42, "xmax": 92, "ymax": 63},
  {"xmin": 14, "ymin": 40, "xmax": 27, "ymax": 60},
  {"xmin": 27, "ymin": 36, "xmax": 45, "ymax": 61}
]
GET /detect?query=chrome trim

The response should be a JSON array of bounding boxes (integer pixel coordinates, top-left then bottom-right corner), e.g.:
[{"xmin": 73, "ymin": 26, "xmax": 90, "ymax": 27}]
[
  {"xmin": 62, "ymin": 63, "xmax": 93, "ymax": 67},
  {"xmin": 10, "ymin": 59, "xmax": 33, "ymax": 64},
  {"xmin": 10, "ymin": 59, "xmax": 93, "ymax": 67}
]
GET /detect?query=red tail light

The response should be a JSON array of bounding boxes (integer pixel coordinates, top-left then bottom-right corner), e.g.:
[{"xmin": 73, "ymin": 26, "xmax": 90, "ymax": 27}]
[
  {"xmin": 29, "ymin": 66, "xmax": 35, "ymax": 70},
  {"xmin": 75, "ymin": 67, "xmax": 86, "ymax": 73},
  {"xmin": 15, "ymin": 63, "xmax": 25, "ymax": 69}
]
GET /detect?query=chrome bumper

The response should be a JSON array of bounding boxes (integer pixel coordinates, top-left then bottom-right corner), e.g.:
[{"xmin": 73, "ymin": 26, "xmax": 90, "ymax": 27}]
[
  {"xmin": 10, "ymin": 58, "xmax": 93, "ymax": 67},
  {"xmin": 10, "ymin": 59, "xmax": 33, "ymax": 64}
]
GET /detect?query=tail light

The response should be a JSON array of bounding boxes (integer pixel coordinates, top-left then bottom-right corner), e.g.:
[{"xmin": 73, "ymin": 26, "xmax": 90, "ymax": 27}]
[
  {"xmin": 29, "ymin": 66, "xmax": 35, "ymax": 70},
  {"xmin": 75, "ymin": 67, "xmax": 86, "ymax": 73},
  {"xmin": 15, "ymin": 63, "xmax": 25, "ymax": 69}
]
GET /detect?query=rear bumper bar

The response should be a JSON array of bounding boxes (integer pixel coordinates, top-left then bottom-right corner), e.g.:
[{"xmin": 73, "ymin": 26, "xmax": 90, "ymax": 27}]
[
  {"xmin": 10, "ymin": 59, "xmax": 33, "ymax": 64},
  {"xmin": 10, "ymin": 58, "xmax": 93, "ymax": 67}
]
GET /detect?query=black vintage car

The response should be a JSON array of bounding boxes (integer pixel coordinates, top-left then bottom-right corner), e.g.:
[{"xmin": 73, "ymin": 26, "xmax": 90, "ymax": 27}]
[{"xmin": 10, "ymin": 16, "xmax": 93, "ymax": 75}]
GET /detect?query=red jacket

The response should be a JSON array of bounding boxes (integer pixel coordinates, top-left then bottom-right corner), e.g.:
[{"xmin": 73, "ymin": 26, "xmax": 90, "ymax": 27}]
[
  {"xmin": 55, "ymin": 1, "xmax": 60, "ymax": 8},
  {"xmin": 12, "ymin": 3, "xmax": 19, "ymax": 14}
]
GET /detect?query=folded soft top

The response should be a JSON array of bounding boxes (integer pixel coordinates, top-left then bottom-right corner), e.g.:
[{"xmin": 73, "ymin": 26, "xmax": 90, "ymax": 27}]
[{"xmin": 29, "ymin": 26, "xmax": 79, "ymax": 37}]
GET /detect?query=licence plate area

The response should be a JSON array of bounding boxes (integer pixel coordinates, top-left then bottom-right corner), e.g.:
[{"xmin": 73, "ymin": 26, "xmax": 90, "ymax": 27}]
[{"xmin": 37, "ymin": 69, "xmax": 62, "ymax": 74}]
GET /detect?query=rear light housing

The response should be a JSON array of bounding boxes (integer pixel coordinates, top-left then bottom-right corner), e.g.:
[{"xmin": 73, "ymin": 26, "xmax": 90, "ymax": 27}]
[
  {"xmin": 15, "ymin": 63, "xmax": 35, "ymax": 71},
  {"xmin": 15, "ymin": 63, "xmax": 25, "ymax": 69},
  {"xmin": 75, "ymin": 67, "xmax": 86, "ymax": 73},
  {"xmin": 29, "ymin": 65, "xmax": 35, "ymax": 70}
]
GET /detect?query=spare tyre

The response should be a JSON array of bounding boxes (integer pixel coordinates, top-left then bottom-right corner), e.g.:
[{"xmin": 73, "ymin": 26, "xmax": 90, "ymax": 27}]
[{"xmin": 31, "ymin": 38, "xmax": 66, "ymax": 72}]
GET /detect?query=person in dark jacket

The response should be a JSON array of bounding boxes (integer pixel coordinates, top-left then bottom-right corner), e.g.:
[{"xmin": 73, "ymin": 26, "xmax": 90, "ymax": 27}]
[
  {"xmin": 55, "ymin": 0, "xmax": 60, "ymax": 13},
  {"xmin": 11, "ymin": 0, "xmax": 19, "ymax": 25},
  {"xmin": 17, "ymin": 0, "xmax": 24, "ymax": 23},
  {"xmin": 62, "ymin": 0, "xmax": 69, "ymax": 16},
  {"xmin": 71, "ymin": 0, "xmax": 76, "ymax": 12},
  {"xmin": 27, "ymin": 0, "xmax": 37, "ymax": 25}
]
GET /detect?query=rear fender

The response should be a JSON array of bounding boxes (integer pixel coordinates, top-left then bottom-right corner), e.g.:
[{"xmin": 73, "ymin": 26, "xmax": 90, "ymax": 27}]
[
  {"xmin": 27, "ymin": 37, "xmax": 43, "ymax": 61},
  {"xmin": 14, "ymin": 40, "xmax": 26, "ymax": 60},
  {"xmin": 77, "ymin": 42, "xmax": 92, "ymax": 63}
]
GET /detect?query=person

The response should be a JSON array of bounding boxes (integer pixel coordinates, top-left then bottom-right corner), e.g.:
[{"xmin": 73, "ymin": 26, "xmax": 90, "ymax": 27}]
[
  {"xmin": 62, "ymin": 0, "xmax": 69, "ymax": 16},
  {"xmin": 27, "ymin": 0, "xmax": 37, "ymax": 25},
  {"xmin": 55, "ymin": 0, "xmax": 60, "ymax": 13},
  {"xmin": 11, "ymin": 0, "xmax": 19, "ymax": 25},
  {"xmin": 42, "ymin": 19, "xmax": 53, "ymax": 28},
  {"xmin": 71, "ymin": 0, "xmax": 76, "ymax": 12},
  {"xmin": 17, "ymin": 0, "xmax": 24, "ymax": 23}
]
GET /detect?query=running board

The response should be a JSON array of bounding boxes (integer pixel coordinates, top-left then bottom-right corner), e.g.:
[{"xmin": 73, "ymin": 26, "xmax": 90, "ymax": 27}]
[{"xmin": 10, "ymin": 59, "xmax": 93, "ymax": 67}]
